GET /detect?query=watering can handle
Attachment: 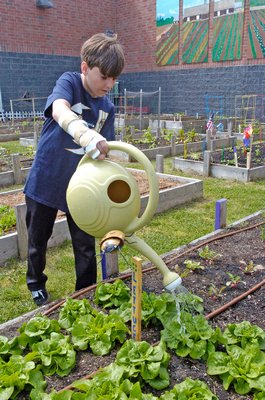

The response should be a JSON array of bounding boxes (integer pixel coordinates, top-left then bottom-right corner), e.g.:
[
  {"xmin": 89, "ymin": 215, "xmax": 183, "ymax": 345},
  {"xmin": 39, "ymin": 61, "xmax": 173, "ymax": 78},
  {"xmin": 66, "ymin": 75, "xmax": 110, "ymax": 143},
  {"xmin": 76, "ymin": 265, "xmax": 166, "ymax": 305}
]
[{"xmin": 108, "ymin": 141, "xmax": 159, "ymax": 233}]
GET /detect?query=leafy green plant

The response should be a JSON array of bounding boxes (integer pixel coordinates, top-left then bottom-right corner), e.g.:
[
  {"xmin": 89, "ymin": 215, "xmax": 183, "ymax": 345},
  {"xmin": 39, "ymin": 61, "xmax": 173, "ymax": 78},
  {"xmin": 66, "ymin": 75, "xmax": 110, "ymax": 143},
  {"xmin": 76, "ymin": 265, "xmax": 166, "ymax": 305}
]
[
  {"xmin": 70, "ymin": 311, "xmax": 129, "ymax": 355},
  {"xmin": 161, "ymin": 311, "xmax": 216, "ymax": 360},
  {"xmin": 141, "ymin": 127, "xmax": 157, "ymax": 148},
  {"xmin": 0, "ymin": 335, "xmax": 22, "ymax": 360},
  {"xmin": 18, "ymin": 315, "xmax": 61, "ymax": 349},
  {"xmin": 94, "ymin": 278, "xmax": 130, "ymax": 308},
  {"xmin": 187, "ymin": 128, "xmax": 196, "ymax": 142},
  {"xmin": 58, "ymin": 297, "xmax": 94, "ymax": 330},
  {"xmin": 208, "ymin": 283, "xmax": 226, "ymax": 301},
  {"xmin": 162, "ymin": 128, "xmax": 174, "ymax": 143},
  {"xmin": 68, "ymin": 374, "xmax": 155, "ymax": 400},
  {"xmin": 198, "ymin": 245, "xmax": 221, "ymax": 263},
  {"xmin": 115, "ymin": 339, "xmax": 170, "ymax": 390},
  {"xmin": 0, "ymin": 354, "xmax": 46, "ymax": 399},
  {"xmin": 28, "ymin": 332, "xmax": 76, "ymax": 377},
  {"xmin": 239, "ymin": 260, "xmax": 256, "ymax": 275},
  {"xmin": 0, "ymin": 205, "xmax": 16, "ymax": 235},
  {"xmin": 178, "ymin": 128, "xmax": 185, "ymax": 142},
  {"xmin": 160, "ymin": 377, "xmax": 218, "ymax": 400},
  {"xmin": 221, "ymin": 320, "xmax": 265, "ymax": 350},
  {"xmin": 207, "ymin": 344, "xmax": 265, "ymax": 394},
  {"xmin": 189, "ymin": 152, "xmax": 201, "ymax": 160},
  {"xmin": 225, "ymin": 272, "xmax": 243, "ymax": 288},
  {"xmin": 253, "ymin": 391, "xmax": 265, "ymax": 400},
  {"xmin": 103, "ymin": 284, "xmax": 204, "ymax": 327},
  {"xmin": 183, "ymin": 259, "xmax": 205, "ymax": 271}
]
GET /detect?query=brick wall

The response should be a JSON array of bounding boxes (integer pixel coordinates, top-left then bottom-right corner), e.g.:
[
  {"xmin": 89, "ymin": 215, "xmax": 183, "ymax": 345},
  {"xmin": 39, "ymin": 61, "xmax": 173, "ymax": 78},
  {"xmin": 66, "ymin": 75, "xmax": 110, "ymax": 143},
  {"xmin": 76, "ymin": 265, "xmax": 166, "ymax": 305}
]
[{"xmin": 0, "ymin": 0, "xmax": 116, "ymax": 55}]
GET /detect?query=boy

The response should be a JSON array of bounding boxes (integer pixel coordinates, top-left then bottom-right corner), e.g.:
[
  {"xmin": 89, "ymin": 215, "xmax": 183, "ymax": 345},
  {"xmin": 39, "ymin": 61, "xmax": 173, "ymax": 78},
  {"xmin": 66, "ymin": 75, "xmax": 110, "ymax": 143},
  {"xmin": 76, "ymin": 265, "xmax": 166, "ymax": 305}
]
[{"xmin": 24, "ymin": 33, "xmax": 125, "ymax": 306}]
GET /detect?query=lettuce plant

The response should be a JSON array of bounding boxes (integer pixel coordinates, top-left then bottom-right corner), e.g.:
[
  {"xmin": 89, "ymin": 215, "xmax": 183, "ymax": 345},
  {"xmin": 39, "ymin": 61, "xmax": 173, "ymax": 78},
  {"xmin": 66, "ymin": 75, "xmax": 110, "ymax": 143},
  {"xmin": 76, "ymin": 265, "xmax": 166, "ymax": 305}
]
[
  {"xmin": 28, "ymin": 332, "xmax": 76, "ymax": 377},
  {"xmin": 160, "ymin": 377, "xmax": 218, "ymax": 399},
  {"xmin": 115, "ymin": 339, "xmax": 170, "ymax": 390},
  {"xmin": 58, "ymin": 297, "xmax": 94, "ymax": 330},
  {"xmin": 207, "ymin": 344, "xmax": 265, "ymax": 394},
  {"xmin": 18, "ymin": 315, "xmax": 61, "ymax": 349},
  {"xmin": 94, "ymin": 278, "xmax": 131, "ymax": 308},
  {"xmin": 161, "ymin": 311, "xmax": 215, "ymax": 360},
  {"xmin": 0, "ymin": 354, "xmax": 46, "ymax": 399},
  {"xmin": 221, "ymin": 321, "xmax": 265, "ymax": 350},
  {"xmin": 71, "ymin": 311, "xmax": 129, "ymax": 355}
]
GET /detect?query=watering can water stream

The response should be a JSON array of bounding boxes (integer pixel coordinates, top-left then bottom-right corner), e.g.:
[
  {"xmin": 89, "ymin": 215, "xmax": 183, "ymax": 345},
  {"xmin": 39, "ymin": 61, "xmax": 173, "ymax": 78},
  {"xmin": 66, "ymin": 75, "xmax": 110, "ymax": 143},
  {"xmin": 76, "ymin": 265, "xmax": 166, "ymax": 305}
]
[{"xmin": 66, "ymin": 141, "xmax": 182, "ymax": 291}]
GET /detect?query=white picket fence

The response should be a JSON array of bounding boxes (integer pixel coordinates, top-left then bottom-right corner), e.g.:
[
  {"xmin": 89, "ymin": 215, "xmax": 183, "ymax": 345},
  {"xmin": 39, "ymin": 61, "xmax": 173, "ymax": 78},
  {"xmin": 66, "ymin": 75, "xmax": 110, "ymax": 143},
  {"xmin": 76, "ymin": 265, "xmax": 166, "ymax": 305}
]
[{"xmin": 0, "ymin": 110, "xmax": 44, "ymax": 122}]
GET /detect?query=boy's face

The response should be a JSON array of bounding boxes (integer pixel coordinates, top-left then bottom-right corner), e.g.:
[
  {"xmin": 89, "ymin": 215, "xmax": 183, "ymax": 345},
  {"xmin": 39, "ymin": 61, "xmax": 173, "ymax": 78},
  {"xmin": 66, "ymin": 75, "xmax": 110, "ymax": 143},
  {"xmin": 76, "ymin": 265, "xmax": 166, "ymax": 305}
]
[{"xmin": 81, "ymin": 62, "xmax": 116, "ymax": 98}]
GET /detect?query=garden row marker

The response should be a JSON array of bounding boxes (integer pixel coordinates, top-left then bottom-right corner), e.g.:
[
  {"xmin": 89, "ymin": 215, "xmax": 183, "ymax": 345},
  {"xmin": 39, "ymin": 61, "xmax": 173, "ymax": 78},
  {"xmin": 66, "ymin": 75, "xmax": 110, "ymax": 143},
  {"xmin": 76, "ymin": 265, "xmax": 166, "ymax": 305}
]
[
  {"xmin": 11, "ymin": 154, "xmax": 23, "ymax": 184},
  {"xmin": 100, "ymin": 252, "xmax": 119, "ymax": 279},
  {"xmin": 101, "ymin": 253, "xmax": 107, "ymax": 280},
  {"xmin": 203, "ymin": 150, "xmax": 211, "ymax": 177},
  {"xmin": 215, "ymin": 199, "xmax": 227, "ymax": 230},
  {"xmin": 156, "ymin": 154, "xmax": 164, "ymax": 173},
  {"xmin": 233, "ymin": 146, "xmax": 238, "ymax": 167},
  {"xmin": 131, "ymin": 256, "xmax": 142, "ymax": 341}
]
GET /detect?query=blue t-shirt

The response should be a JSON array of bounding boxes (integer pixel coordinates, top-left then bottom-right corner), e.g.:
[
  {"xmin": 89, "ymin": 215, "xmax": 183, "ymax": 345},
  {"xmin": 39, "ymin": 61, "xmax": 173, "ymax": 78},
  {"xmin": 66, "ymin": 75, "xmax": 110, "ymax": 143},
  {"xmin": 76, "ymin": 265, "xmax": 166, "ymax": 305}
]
[{"xmin": 24, "ymin": 72, "xmax": 115, "ymax": 212}]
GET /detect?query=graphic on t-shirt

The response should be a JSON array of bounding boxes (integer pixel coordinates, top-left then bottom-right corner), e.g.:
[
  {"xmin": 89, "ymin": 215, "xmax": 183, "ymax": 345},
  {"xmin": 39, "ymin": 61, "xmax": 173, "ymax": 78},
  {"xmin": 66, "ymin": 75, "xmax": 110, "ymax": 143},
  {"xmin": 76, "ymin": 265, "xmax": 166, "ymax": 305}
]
[
  {"xmin": 94, "ymin": 110, "xmax": 109, "ymax": 132},
  {"xmin": 71, "ymin": 102, "xmax": 91, "ymax": 115}
]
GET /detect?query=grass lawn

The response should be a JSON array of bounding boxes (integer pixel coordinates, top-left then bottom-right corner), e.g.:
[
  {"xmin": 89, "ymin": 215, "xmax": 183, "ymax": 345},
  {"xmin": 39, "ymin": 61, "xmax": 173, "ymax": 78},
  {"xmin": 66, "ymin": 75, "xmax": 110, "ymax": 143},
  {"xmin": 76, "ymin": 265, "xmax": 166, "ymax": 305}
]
[{"xmin": 0, "ymin": 151, "xmax": 264, "ymax": 324}]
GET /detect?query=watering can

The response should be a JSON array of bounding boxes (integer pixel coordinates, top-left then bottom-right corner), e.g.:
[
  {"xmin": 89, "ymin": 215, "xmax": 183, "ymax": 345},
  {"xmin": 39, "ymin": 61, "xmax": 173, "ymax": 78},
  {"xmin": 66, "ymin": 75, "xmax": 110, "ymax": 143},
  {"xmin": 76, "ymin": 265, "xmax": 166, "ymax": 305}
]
[{"xmin": 66, "ymin": 141, "xmax": 182, "ymax": 291}]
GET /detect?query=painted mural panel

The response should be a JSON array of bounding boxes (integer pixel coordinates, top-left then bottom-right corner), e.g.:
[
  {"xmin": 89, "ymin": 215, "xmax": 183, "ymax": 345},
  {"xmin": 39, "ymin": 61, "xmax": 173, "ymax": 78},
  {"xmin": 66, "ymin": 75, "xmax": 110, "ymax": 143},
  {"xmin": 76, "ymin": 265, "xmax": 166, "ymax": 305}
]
[
  {"xmin": 212, "ymin": 1, "xmax": 244, "ymax": 62},
  {"xmin": 182, "ymin": 0, "xmax": 209, "ymax": 64},
  {"xmin": 247, "ymin": 0, "xmax": 265, "ymax": 59},
  {"xmin": 156, "ymin": 0, "xmax": 179, "ymax": 66}
]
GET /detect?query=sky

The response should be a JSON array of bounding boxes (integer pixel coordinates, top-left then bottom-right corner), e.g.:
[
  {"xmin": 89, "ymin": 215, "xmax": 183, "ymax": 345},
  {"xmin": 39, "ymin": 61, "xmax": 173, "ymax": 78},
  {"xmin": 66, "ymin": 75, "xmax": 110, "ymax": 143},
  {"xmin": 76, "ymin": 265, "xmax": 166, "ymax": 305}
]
[{"xmin": 156, "ymin": 0, "xmax": 210, "ymax": 20}]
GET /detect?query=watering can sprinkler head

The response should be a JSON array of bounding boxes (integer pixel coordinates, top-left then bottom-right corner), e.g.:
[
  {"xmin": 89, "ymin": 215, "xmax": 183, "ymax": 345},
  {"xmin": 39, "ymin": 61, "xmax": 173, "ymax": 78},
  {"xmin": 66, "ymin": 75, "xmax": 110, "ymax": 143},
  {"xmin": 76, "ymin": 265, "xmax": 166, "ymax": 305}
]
[
  {"xmin": 66, "ymin": 141, "xmax": 182, "ymax": 290},
  {"xmin": 163, "ymin": 272, "xmax": 182, "ymax": 292}
]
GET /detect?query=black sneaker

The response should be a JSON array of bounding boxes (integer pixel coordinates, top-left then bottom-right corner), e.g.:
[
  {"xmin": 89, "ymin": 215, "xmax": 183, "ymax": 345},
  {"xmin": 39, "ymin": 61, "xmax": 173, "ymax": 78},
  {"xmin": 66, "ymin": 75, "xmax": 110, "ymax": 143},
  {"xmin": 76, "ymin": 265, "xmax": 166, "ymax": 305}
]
[{"xmin": 31, "ymin": 289, "xmax": 49, "ymax": 306}]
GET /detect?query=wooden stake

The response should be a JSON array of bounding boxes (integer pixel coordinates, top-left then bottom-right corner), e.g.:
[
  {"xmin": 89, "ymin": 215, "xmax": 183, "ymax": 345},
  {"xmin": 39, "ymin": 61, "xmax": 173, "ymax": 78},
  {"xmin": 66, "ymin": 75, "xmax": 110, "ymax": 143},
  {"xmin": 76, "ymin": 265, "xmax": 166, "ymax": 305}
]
[
  {"xmin": 233, "ymin": 146, "xmax": 238, "ymax": 167},
  {"xmin": 131, "ymin": 256, "xmax": 142, "ymax": 341},
  {"xmin": 246, "ymin": 137, "xmax": 253, "ymax": 169}
]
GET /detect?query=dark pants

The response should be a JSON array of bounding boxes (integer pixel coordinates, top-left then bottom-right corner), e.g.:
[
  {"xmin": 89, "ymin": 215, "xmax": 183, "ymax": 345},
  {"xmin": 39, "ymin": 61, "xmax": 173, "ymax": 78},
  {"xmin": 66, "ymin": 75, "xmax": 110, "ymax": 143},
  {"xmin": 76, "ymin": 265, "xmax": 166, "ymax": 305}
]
[{"xmin": 25, "ymin": 196, "xmax": 97, "ymax": 292}]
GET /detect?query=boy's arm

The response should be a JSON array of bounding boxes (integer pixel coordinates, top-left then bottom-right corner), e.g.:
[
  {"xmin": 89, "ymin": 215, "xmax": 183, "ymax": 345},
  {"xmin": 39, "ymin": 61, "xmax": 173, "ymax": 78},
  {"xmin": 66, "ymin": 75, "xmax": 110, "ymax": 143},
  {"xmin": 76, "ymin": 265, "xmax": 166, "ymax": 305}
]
[{"xmin": 52, "ymin": 98, "xmax": 109, "ymax": 160}]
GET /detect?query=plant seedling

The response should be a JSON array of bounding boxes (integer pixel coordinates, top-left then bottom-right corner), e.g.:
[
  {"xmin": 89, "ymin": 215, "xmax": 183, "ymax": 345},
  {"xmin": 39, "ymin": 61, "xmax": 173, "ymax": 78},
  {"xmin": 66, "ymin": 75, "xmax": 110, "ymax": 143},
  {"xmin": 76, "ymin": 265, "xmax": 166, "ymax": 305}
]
[
  {"xmin": 239, "ymin": 260, "xmax": 255, "ymax": 275},
  {"xmin": 208, "ymin": 283, "xmax": 226, "ymax": 301},
  {"xmin": 198, "ymin": 245, "xmax": 220, "ymax": 264},
  {"xmin": 225, "ymin": 272, "xmax": 244, "ymax": 288},
  {"xmin": 184, "ymin": 259, "xmax": 205, "ymax": 271},
  {"xmin": 175, "ymin": 259, "xmax": 205, "ymax": 278}
]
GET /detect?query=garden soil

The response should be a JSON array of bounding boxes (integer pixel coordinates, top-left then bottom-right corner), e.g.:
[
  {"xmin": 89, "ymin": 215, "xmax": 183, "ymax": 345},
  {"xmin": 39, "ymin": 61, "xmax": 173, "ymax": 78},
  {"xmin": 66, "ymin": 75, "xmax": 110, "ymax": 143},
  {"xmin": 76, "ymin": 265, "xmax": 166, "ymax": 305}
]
[{"xmin": 0, "ymin": 211, "xmax": 264, "ymax": 399}]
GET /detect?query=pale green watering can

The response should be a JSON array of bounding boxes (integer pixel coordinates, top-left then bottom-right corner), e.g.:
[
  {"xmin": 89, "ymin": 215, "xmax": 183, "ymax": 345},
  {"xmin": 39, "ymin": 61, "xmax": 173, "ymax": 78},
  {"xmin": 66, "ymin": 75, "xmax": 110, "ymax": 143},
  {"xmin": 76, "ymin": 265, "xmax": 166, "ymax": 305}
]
[{"xmin": 66, "ymin": 141, "xmax": 182, "ymax": 291}]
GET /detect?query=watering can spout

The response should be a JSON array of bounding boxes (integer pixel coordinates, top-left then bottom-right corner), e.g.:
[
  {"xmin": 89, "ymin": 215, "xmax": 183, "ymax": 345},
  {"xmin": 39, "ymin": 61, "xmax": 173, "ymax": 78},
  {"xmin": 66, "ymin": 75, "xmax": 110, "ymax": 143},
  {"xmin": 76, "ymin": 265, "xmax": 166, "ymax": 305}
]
[{"xmin": 126, "ymin": 234, "xmax": 182, "ymax": 290}]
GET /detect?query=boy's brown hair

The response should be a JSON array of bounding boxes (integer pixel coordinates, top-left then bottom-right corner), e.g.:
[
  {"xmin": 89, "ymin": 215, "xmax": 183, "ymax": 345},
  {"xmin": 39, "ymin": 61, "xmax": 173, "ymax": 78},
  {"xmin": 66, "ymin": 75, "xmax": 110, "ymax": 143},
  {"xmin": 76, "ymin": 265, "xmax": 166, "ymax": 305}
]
[{"xmin": 81, "ymin": 33, "xmax": 125, "ymax": 78}]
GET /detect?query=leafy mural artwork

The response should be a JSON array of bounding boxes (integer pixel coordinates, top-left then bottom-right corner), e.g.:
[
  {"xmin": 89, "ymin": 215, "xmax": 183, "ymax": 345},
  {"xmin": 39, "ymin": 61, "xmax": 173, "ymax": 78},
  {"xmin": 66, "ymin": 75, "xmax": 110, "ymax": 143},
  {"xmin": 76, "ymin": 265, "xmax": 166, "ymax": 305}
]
[
  {"xmin": 247, "ymin": 4, "xmax": 265, "ymax": 59},
  {"xmin": 182, "ymin": 19, "xmax": 209, "ymax": 64},
  {"xmin": 156, "ymin": 24, "xmax": 179, "ymax": 66},
  {"xmin": 212, "ymin": 10, "xmax": 244, "ymax": 62},
  {"xmin": 156, "ymin": 0, "xmax": 265, "ymax": 66},
  {"xmin": 182, "ymin": 0, "xmax": 209, "ymax": 64},
  {"xmin": 156, "ymin": 0, "xmax": 179, "ymax": 66}
]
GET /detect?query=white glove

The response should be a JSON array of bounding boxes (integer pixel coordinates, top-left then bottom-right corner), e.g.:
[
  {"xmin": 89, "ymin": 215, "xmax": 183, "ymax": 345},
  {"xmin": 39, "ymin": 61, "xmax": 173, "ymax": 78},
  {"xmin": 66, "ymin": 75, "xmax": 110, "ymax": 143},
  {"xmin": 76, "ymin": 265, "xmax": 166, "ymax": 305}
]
[{"xmin": 58, "ymin": 111, "xmax": 107, "ymax": 159}]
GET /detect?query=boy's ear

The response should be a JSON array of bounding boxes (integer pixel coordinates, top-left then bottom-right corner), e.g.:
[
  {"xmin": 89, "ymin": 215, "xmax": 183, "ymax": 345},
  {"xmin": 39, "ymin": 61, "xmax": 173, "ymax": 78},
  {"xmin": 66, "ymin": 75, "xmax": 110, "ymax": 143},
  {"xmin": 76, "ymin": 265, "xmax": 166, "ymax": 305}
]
[{"xmin": 81, "ymin": 61, "xmax": 89, "ymax": 74}]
